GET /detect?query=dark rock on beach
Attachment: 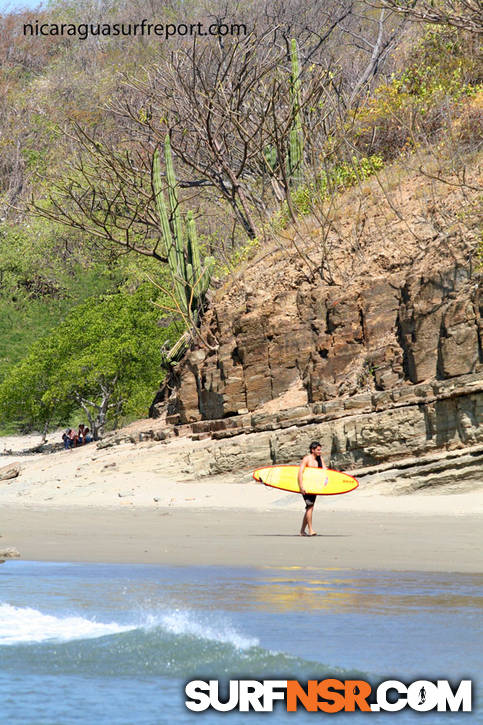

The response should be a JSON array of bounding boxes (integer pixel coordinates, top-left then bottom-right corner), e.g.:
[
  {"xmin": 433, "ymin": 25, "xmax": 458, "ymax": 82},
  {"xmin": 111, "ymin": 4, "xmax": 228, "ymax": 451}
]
[
  {"xmin": 0, "ymin": 547, "xmax": 20, "ymax": 563},
  {"xmin": 0, "ymin": 463, "xmax": 21, "ymax": 481}
]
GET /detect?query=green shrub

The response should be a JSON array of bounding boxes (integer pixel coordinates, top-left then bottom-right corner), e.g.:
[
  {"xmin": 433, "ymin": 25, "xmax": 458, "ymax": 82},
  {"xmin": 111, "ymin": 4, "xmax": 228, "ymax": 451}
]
[
  {"xmin": 0, "ymin": 285, "xmax": 180, "ymax": 434},
  {"xmin": 274, "ymin": 154, "xmax": 384, "ymax": 228},
  {"xmin": 353, "ymin": 26, "xmax": 482, "ymax": 157}
]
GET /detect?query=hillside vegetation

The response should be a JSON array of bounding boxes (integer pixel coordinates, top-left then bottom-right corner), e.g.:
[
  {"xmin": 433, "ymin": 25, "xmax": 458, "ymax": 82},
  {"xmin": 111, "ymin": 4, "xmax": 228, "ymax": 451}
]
[{"xmin": 0, "ymin": 0, "xmax": 480, "ymax": 434}]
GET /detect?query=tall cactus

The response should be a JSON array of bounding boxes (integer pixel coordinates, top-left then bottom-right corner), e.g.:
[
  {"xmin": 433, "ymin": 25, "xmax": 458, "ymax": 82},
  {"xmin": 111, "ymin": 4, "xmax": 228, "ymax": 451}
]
[
  {"xmin": 287, "ymin": 38, "xmax": 304, "ymax": 186},
  {"xmin": 153, "ymin": 145, "xmax": 187, "ymax": 313},
  {"xmin": 152, "ymin": 135, "xmax": 213, "ymax": 320}
]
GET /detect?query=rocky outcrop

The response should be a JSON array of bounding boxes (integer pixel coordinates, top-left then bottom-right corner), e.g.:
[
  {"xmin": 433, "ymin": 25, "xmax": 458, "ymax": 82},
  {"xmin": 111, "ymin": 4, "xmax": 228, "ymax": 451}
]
[
  {"xmin": 353, "ymin": 446, "xmax": 483, "ymax": 493},
  {"xmin": 0, "ymin": 547, "xmax": 20, "ymax": 562},
  {"xmin": 98, "ymin": 425, "xmax": 166, "ymax": 449},
  {"xmin": 152, "ymin": 264, "xmax": 481, "ymax": 425},
  {"xmin": 178, "ymin": 374, "xmax": 482, "ymax": 476},
  {"xmin": 146, "ymin": 161, "xmax": 481, "ymax": 491},
  {"xmin": 0, "ymin": 463, "xmax": 21, "ymax": 481}
]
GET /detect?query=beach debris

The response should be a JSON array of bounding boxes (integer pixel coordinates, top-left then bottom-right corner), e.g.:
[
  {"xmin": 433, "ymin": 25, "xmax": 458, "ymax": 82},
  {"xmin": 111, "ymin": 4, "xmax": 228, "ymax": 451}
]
[
  {"xmin": 0, "ymin": 463, "xmax": 21, "ymax": 481},
  {"xmin": 0, "ymin": 547, "xmax": 20, "ymax": 563},
  {"xmin": 153, "ymin": 497, "xmax": 159, "ymax": 502}
]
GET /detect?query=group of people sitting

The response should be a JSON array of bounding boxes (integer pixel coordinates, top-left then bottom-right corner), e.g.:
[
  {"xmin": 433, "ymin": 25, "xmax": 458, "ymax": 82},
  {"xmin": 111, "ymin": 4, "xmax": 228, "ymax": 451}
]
[{"xmin": 62, "ymin": 424, "xmax": 93, "ymax": 450}]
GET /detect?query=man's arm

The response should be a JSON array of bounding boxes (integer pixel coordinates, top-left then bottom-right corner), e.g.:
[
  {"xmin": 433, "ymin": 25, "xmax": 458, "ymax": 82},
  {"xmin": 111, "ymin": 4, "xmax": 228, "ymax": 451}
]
[{"xmin": 298, "ymin": 457, "xmax": 308, "ymax": 495}]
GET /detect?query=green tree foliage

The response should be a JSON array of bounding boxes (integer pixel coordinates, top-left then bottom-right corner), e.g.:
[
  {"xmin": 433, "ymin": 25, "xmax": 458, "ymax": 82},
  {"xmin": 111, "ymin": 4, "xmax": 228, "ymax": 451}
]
[
  {"xmin": 0, "ymin": 285, "xmax": 180, "ymax": 436},
  {"xmin": 0, "ymin": 219, "xmax": 125, "ymax": 381}
]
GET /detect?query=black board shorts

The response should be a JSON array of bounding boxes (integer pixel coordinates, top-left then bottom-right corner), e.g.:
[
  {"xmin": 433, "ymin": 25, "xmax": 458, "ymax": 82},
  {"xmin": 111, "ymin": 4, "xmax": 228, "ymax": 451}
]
[{"xmin": 303, "ymin": 493, "xmax": 317, "ymax": 508}]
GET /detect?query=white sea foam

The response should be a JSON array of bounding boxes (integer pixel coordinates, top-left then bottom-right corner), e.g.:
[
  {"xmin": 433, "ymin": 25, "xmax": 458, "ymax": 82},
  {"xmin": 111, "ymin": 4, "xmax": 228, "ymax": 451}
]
[
  {"xmin": 0, "ymin": 601, "xmax": 259, "ymax": 651},
  {"xmin": 148, "ymin": 610, "xmax": 259, "ymax": 651},
  {"xmin": 0, "ymin": 603, "xmax": 134, "ymax": 646}
]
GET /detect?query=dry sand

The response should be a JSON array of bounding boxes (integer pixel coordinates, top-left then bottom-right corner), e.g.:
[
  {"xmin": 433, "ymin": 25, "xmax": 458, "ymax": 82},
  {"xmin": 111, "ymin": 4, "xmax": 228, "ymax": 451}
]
[{"xmin": 0, "ymin": 432, "xmax": 482, "ymax": 572}]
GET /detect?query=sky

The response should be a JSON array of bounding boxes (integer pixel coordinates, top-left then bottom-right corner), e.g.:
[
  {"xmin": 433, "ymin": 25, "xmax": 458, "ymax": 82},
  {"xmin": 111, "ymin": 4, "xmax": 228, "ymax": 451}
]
[{"xmin": 0, "ymin": 0, "xmax": 45, "ymax": 11}]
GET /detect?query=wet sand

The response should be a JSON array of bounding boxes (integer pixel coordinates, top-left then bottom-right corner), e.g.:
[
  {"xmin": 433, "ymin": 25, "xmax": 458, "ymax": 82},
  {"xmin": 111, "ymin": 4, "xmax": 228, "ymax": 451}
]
[{"xmin": 2, "ymin": 505, "xmax": 481, "ymax": 572}]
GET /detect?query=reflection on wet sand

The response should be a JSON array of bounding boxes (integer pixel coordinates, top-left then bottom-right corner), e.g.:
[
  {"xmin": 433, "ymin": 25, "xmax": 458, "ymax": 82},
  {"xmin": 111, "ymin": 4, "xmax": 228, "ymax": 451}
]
[
  {"xmin": 245, "ymin": 569, "xmax": 483, "ymax": 614},
  {"xmin": 107, "ymin": 567, "xmax": 483, "ymax": 620}
]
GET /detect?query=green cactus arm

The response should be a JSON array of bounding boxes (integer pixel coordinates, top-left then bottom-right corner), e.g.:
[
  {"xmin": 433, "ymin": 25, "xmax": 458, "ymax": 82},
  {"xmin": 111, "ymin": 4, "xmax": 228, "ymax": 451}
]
[
  {"xmin": 288, "ymin": 38, "xmax": 304, "ymax": 184},
  {"xmin": 153, "ymin": 147, "xmax": 188, "ymax": 314},
  {"xmin": 264, "ymin": 144, "xmax": 278, "ymax": 171},
  {"xmin": 164, "ymin": 135, "xmax": 186, "ymax": 279},
  {"xmin": 199, "ymin": 255, "xmax": 215, "ymax": 298},
  {"xmin": 153, "ymin": 140, "xmax": 213, "ymax": 320},
  {"xmin": 152, "ymin": 148, "xmax": 173, "ymax": 255},
  {"xmin": 186, "ymin": 210, "xmax": 202, "ymax": 280},
  {"xmin": 186, "ymin": 211, "xmax": 214, "ymax": 302},
  {"xmin": 290, "ymin": 38, "xmax": 301, "ymax": 105},
  {"xmin": 185, "ymin": 262, "xmax": 194, "ymax": 304}
]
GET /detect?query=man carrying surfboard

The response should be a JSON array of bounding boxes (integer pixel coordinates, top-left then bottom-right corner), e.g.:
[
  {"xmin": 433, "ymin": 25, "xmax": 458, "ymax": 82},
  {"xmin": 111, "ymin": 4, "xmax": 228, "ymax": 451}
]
[{"xmin": 298, "ymin": 441, "xmax": 328, "ymax": 536}]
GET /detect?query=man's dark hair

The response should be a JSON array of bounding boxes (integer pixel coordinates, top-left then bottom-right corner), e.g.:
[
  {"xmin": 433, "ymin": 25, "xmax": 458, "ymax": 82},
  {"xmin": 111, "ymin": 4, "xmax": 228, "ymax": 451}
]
[{"xmin": 309, "ymin": 441, "xmax": 321, "ymax": 451}]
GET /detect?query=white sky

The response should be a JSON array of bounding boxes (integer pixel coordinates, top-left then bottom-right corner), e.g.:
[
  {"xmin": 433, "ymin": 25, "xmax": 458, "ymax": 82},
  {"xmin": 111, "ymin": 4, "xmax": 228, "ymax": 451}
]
[{"xmin": 0, "ymin": 0, "xmax": 45, "ymax": 11}]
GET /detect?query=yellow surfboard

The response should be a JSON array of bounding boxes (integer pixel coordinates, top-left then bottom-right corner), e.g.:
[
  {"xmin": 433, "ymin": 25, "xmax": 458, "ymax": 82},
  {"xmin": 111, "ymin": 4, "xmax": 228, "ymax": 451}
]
[{"xmin": 253, "ymin": 465, "xmax": 359, "ymax": 496}]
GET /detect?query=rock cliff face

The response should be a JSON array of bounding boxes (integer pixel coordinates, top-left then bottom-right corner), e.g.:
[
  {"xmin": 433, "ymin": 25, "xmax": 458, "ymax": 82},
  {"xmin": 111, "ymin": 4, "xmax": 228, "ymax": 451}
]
[
  {"xmin": 181, "ymin": 374, "xmax": 482, "ymax": 476},
  {"xmin": 152, "ymin": 264, "xmax": 481, "ymax": 424},
  {"xmin": 149, "ymin": 162, "xmax": 481, "ymax": 482},
  {"xmin": 107, "ymin": 373, "xmax": 482, "ymax": 487}
]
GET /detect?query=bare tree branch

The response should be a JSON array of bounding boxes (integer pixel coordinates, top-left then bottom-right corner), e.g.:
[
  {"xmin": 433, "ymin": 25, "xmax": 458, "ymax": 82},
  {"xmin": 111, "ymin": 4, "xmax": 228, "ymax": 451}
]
[{"xmin": 368, "ymin": 0, "xmax": 483, "ymax": 34}]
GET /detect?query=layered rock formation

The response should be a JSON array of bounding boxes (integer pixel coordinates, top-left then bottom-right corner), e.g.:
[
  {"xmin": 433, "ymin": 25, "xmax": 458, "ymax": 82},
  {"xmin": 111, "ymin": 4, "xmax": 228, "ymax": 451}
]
[
  {"xmin": 148, "ymin": 162, "xmax": 481, "ymax": 485},
  {"xmin": 152, "ymin": 264, "xmax": 481, "ymax": 424},
  {"xmin": 180, "ymin": 373, "xmax": 482, "ymax": 475}
]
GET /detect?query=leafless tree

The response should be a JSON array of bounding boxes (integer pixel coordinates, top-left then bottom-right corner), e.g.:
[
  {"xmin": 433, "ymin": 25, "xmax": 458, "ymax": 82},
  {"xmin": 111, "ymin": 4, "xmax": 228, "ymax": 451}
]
[
  {"xmin": 368, "ymin": 0, "xmax": 482, "ymax": 34},
  {"xmin": 29, "ymin": 124, "xmax": 169, "ymax": 263},
  {"xmin": 119, "ymin": 32, "xmax": 326, "ymax": 238},
  {"xmin": 30, "ymin": 31, "xmax": 333, "ymax": 245},
  {"xmin": 27, "ymin": 1, "xmax": 408, "ymax": 268}
]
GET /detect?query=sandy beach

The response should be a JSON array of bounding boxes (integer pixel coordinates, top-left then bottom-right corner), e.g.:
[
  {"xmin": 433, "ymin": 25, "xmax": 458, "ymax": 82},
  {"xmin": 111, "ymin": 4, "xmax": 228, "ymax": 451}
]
[
  {"xmin": 1, "ymin": 432, "xmax": 481, "ymax": 572},
  {"xmin": 2, "ymin": 504, "xmax": 482, "ymax": 572}
]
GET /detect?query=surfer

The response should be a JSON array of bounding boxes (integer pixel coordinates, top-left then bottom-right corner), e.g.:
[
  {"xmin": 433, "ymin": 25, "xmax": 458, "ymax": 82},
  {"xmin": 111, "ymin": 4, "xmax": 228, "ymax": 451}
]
[{"xmin": 298, "ymin": 441, "xmax": 328, "ymax": 536}]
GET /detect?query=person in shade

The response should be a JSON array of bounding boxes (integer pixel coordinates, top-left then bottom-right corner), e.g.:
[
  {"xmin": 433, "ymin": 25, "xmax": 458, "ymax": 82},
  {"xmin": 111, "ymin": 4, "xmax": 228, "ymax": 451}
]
[
  {"xmin": 68, "ymin": 428, "xmax": 78, "ymax": 448},
  {"xmin": 297, "ymin": 441, "xmax": 328, "ymax": 536},
  {"xmin": 77, "ymin": 424, "xmax": 85, "ymax": 444}
]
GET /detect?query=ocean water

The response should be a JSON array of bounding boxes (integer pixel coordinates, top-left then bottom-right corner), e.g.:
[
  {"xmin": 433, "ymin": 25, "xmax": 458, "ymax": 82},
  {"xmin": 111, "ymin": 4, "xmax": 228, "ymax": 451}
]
[{"xmin": 0, "ymin": 561, "xmax": 481, "ymax": 724}]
